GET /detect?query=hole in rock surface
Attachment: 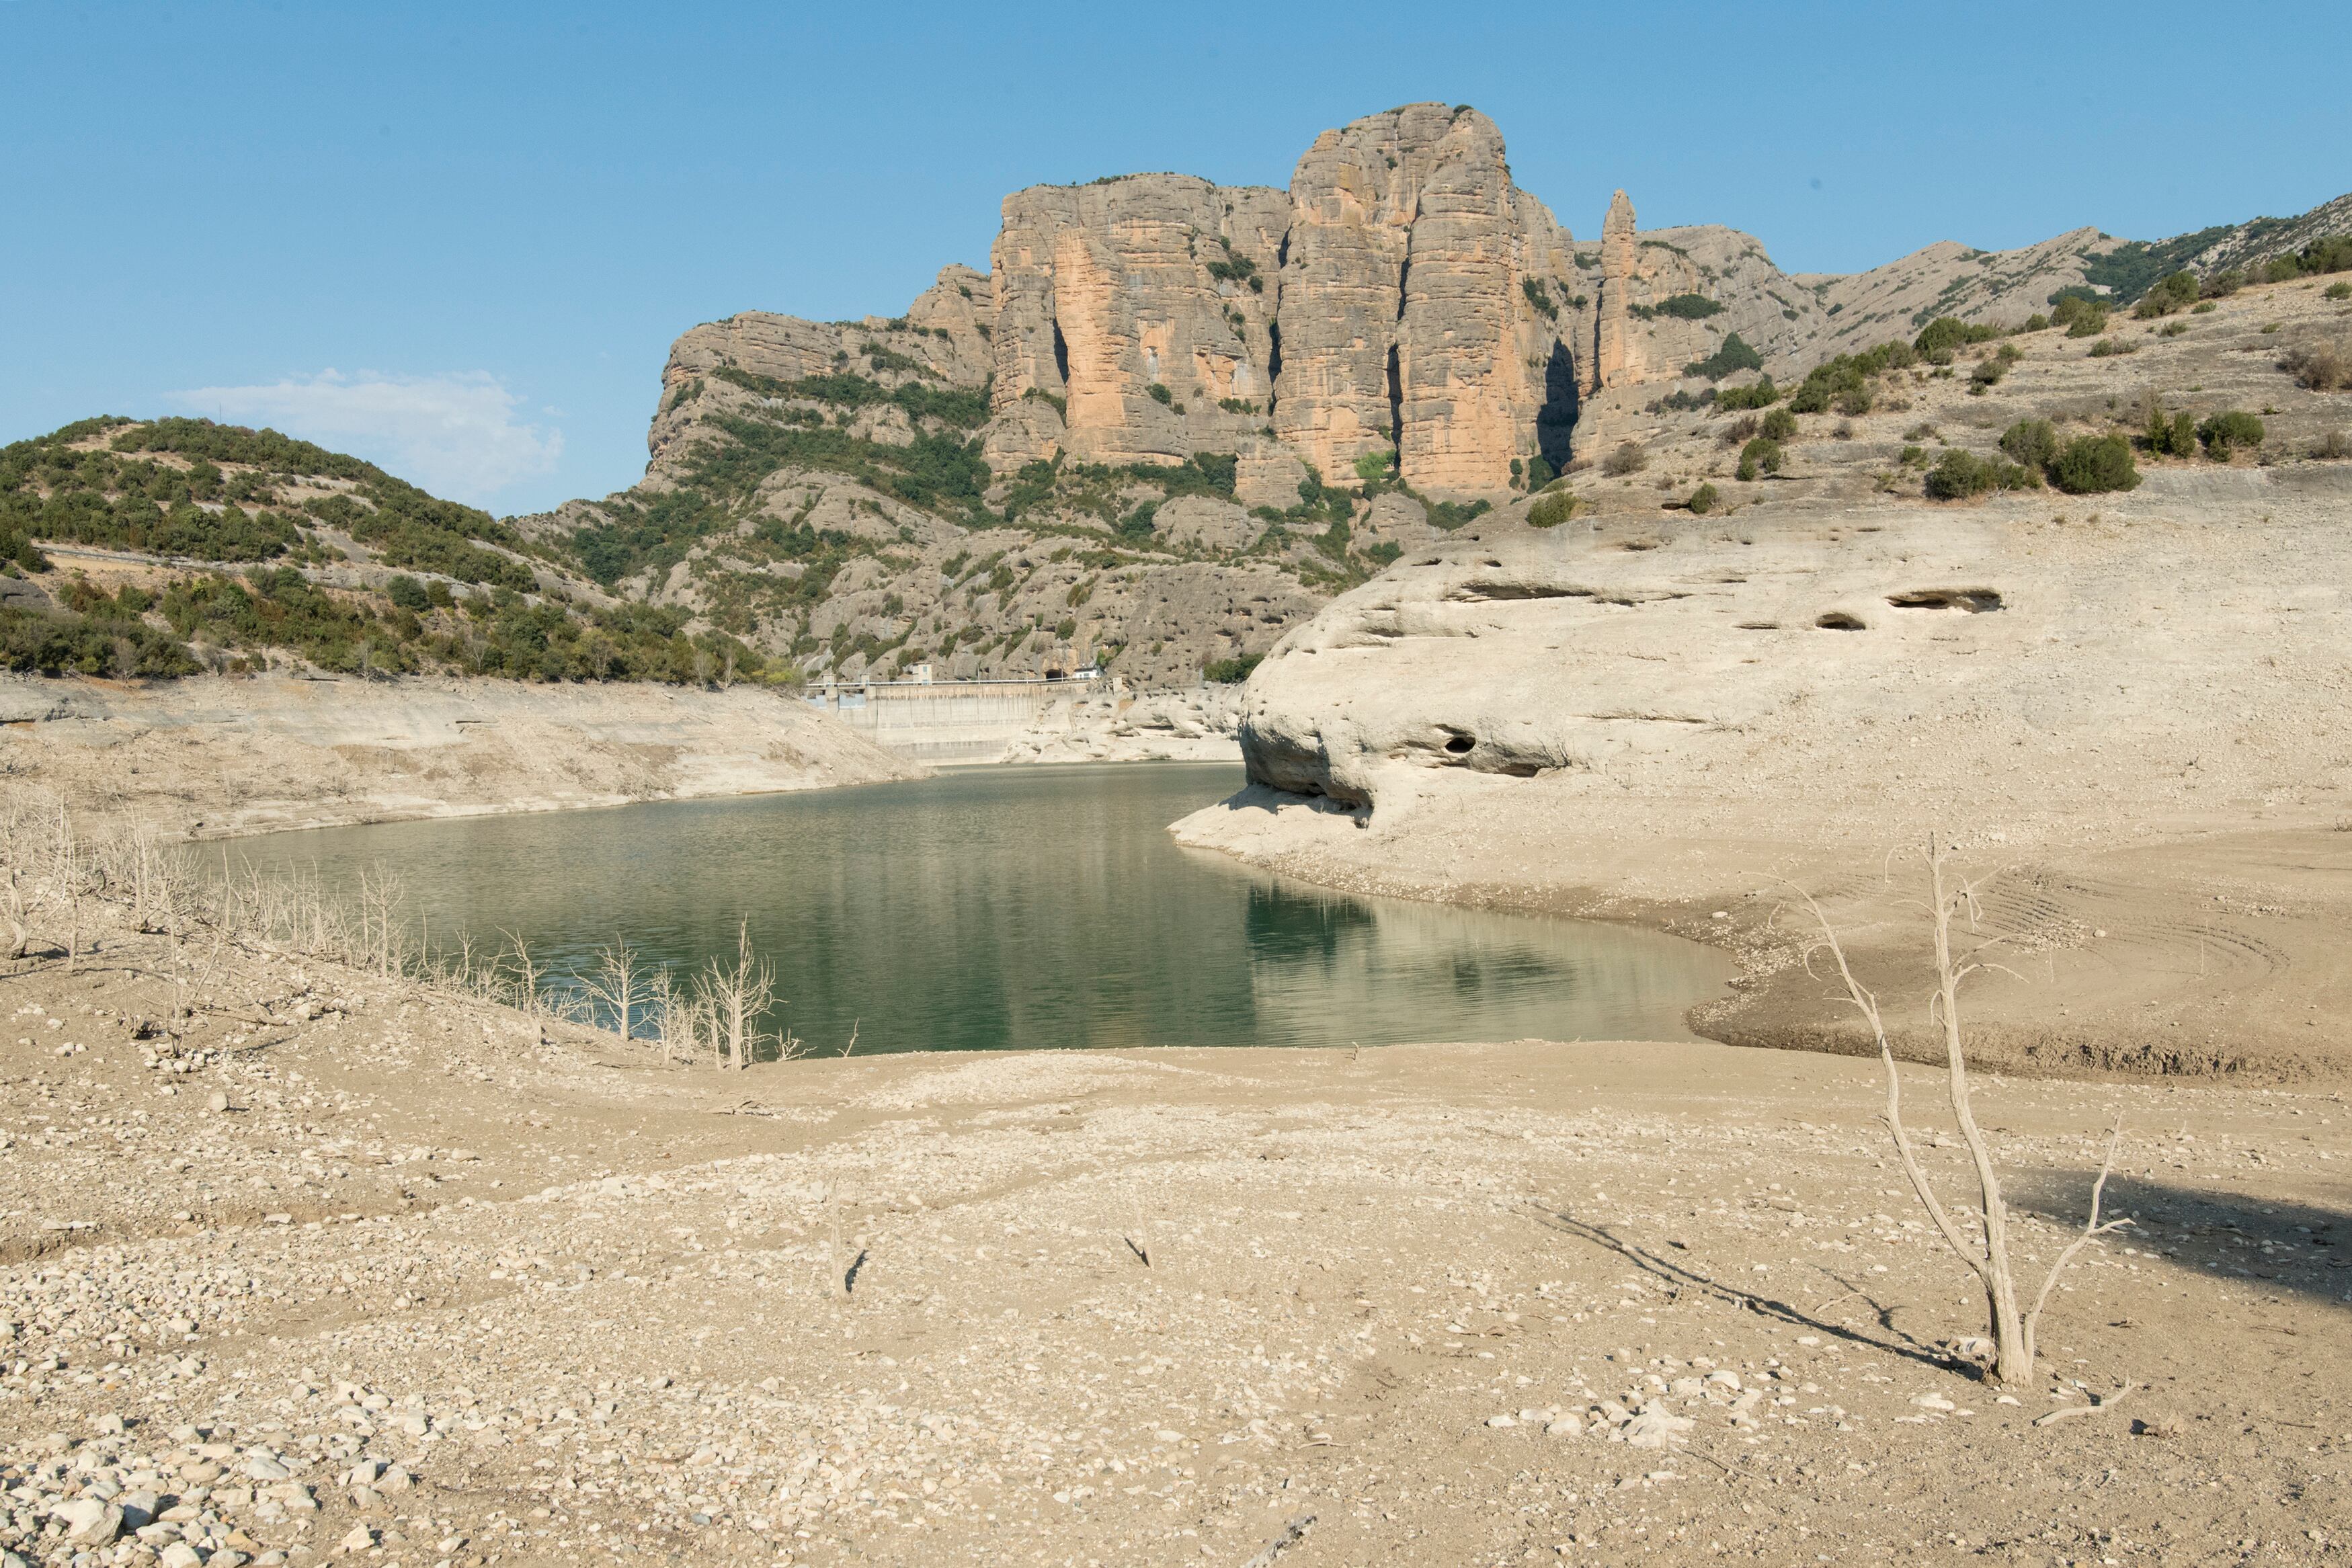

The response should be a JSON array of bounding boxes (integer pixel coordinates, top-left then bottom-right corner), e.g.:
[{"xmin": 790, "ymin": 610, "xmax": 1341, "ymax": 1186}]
[
  {"xmin": 1814, "ymin": 612, "xmax": 1867, "ymax": 631},
  {"xmin": 1886, "ymin": 587, "xmax": 2004, "ymax": 612},
  {"xmin": 1051, "ymin": 321, "xmax": 1070, "ymax": 388},
  {"xmin": 1443, "ymin": 733, "xmax": 1477, "ymax": 755}
]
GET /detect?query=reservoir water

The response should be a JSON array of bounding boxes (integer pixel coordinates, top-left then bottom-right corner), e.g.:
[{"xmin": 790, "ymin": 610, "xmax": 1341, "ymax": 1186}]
[{"xmin": 244, "ymin": 761, "xmax": 1730, "ymax": 1055}]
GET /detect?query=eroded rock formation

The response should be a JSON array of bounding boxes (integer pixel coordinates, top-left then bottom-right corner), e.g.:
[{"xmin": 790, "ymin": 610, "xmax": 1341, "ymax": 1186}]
[
  {"xmin": 987, "ymin": 178, "xmax": 1287, "ymax": 468},
  {"xmin": 979, "ymin": 105, "xmax": 1586, "ymax": 496}
]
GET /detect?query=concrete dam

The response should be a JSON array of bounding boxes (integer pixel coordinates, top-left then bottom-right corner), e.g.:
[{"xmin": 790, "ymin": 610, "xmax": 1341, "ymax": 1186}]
[{"xmin": 807, "ymin": 676, "xmax": 1082, "ymax": 762}]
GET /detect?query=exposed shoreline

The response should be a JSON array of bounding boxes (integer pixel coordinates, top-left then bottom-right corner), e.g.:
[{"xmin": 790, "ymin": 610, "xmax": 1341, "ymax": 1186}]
[{"xmin": 0, "ymin": 884, "xmax": 2340, "ymax": 1565}]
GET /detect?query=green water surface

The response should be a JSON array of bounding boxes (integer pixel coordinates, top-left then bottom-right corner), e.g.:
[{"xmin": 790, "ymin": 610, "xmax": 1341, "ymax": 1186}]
[{"xmin": 244, "ymin": 762, "xmax": 1730, "ymax": 1055}]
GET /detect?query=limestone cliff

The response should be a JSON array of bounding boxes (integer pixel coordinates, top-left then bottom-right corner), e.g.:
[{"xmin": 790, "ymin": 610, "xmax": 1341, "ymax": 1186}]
[
  {"xmin": 1270, "ymin": 104, "xmax": 1580, "ymax": 493},
  {"xmin": 987, "ymin": 177, "xmax": 1287, "ymax": 468},
  {"xmin": 981, "ymin": 105, "xmax": 1586, "ymax": 496}
]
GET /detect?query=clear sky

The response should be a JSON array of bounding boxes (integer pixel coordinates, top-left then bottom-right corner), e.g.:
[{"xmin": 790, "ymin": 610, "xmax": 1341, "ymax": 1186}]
[{"xmin": 5, "ymin": 1, "xmax": 2347, "ymax": 515}]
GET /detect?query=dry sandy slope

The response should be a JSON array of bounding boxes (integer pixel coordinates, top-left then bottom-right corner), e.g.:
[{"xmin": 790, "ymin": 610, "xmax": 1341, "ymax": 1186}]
[
  {"xmin": 0, "ymin": 674, "xmax": 919, "ymax": 840},
  {"xmin": 0, "ymin": 913, "xmax": 2347, "ymax": 1567}
]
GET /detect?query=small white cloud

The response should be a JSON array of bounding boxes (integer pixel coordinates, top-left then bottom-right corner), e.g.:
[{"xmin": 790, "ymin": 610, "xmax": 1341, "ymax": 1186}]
[{"xmin": 167, "ymin": 370, "xmax": 563, "ymax": 508}]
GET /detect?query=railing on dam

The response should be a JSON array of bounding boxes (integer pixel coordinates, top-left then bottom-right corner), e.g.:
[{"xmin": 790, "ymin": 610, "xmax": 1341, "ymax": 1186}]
[{"xmin": 805, "ymin": 673, "xmax": 1102, "ymax": 761}]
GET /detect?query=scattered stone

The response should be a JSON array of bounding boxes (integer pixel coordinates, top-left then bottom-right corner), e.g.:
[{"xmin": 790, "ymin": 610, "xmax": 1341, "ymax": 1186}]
[{"xmin": 1622, "ymin": 1408, "xmax": 1695, "ymax": 1450}]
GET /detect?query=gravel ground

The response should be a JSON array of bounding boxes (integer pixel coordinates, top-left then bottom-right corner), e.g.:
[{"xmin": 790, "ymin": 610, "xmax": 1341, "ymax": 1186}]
[{"xmin": 1, "ymin": 909, "xmax": 2348, "ymax": 1567}]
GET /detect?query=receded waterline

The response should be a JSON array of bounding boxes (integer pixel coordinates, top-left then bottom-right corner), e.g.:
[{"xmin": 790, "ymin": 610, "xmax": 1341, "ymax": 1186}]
[{"xmin": 239, "ymin": 762, "xmax": 1730, "ymax": 1057}]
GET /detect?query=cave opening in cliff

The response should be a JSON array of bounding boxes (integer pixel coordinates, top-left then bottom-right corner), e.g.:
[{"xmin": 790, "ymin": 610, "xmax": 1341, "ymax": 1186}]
[
  {"xmin": 1385, "ymin": 344, "xmax": 1404, "ymax": 452},
  {"xmin": 1051, "ymin": 321, "xmax": 1070, "ymax": 390},
  {"xmin": 1266, "ymin": 320, "xmax": 1283, "ymax": 417},
  {"xmin": 1535, "ymin": 340, "xmax": 1579, "ymax": 472}
]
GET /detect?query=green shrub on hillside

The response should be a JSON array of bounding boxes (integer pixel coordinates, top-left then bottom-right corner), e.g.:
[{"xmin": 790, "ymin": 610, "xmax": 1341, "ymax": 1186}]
[
  {"xmin": 2133, "ymin": 272, "xmax": 2202, "ymax": 318},
  {"xmin": 1714, "ymin": 376, "xmax": 1779, "ymax": 410},
  {"xmin": 1923, "ymin": 448, "xmax": 2037, "ymax": 500},
  {"xmin": 1526, "ymin": 491, "xmax": 1580, "ymax": 528},
  {"xmin": 2049, "ymin": 434, "xmax": 2141, "ymax": 494},
  {"xmin": 2261, "ymin": 235, "xmax": 2352, "ymax": 282},
  {"xmin": 5, "ymin": 577, "xmax": 199, "ymax": 677},
  {"xmin": 1998, "ymin": 419, "xmax": 2061, "ymax": 471},
  {"xmin": 1785, "ymin": 341, "xmax": 1913, "ymax": 413},
  {"xmin": 1966, "ymin": 345, "xmax": 2019, "ymax": 393},
  {"xmin": 2051, "ymin": 294, "xmax": 2110, "ymax": 337},
  {"xmin": 1736, "ymin": 437, "xmax": 1783, "ymax": 481},
  {"xmin": 2195, "ymin": 409, "xmax": 2265, "ymax": 457},
  {"xmin": 1915, "ymin": 316, "xmax": 1999, "ymax": 364},
  {"xmin": 1686, "ymin": 482, "xmax": 1720, "ymax": 515},
  {"xmin": 1520, "ymin": 278, "xmax": 1559, "ymax": 321},
  {"xmin": 1683, "ymin": 333, "xmax": 1764, "ymax": 382},
  {"xmin": 1760, "ymin": 407, "xmax": 1799, "ymax": 442},
  {"xmin": 1203, "ymin": 652, "xmax": 1262, "ymax": 684},
  {"xmin": 2084, "ymin": 226, "xmax": 2234, "ymax": 302},
  {"xmin": 1424, "ymin": 497, "xmax": 1492, "ymax": 531},
  {"xmin": 1649, "ymin": 293, "xmax": 1724, "ymax": 320},
  {"xmin": 2326, "ymin": 281, "xmax": 2352, "ymax": 301},
  {"xmin": 2144, "ymin": 403, "xmax": 2198, "ymax": 458},
  {"xmin": 0, "ymin": 519, "xmax": 47, "ymax": 573}
]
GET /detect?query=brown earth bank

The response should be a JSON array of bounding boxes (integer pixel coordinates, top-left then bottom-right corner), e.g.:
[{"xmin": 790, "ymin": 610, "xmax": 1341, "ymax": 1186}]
[
  {"xmin": 0, "ymin": 900, "xmax": 2347, "ymax": 1567},
  {"xmin": 0, "ymin": 674, "xmax": 919, "ymax": 841}
]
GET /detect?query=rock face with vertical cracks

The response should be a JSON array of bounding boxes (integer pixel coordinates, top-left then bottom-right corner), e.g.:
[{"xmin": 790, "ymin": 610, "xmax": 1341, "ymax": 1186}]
[
  {"xmin": 989, "ymin": 177, "xmax": 1290, "ymax": 468},
  {"xmin": 1275, "ymin": 104, "xmax": 1580, "ymax": 495},
  {"xmin": 980, "ymin": 105, "xmax": 1587, "ymax": 497}
]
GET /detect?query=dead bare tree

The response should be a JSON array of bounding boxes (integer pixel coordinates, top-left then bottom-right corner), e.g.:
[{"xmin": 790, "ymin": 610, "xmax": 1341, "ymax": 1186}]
[
  {"xmin": 579, "ymin": 936, "xmax": 647, "ymax": 1043},
  {"xmin": 0, "ymin": 865, "xmax": 26, "ymax": 962},
  {"xmin": 1787, "ymin": 835, "xmax": 2134, "ymax": 1387},
  {"xmin": 649, "ymin": 965, "xmax": 693, "ymax": 1064},
  {"xmin": 697, "ymin": 920, "xmax": 774, "ymax": 1070}
]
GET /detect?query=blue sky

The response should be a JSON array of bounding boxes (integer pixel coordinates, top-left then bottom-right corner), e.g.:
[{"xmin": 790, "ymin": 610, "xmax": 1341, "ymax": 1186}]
[{"xmin": 5, "ymin": 2, "xmax": 2347, "ymax": 515}]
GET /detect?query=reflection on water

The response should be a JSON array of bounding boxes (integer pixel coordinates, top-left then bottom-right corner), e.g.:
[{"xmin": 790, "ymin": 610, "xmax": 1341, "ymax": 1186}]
[{"xmin": 241, "ymin": 762, "xmax": 1729, "ymax": 1055}]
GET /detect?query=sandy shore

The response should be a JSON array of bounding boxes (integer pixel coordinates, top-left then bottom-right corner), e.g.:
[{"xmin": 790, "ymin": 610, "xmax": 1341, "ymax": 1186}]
[
  {"xmin": 0, "ymin": 674, "xmax": 918, "ymax": 840},
  {"xmin": 0, "ymin": 896, "xmax": 2345, "ymax": 1565}
]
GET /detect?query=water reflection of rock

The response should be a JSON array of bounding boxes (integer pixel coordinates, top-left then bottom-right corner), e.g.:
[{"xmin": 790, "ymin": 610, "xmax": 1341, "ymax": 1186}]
[{"xmin": 1242, "ymin": 881, "xmax": 1719, "ymax": 1045}]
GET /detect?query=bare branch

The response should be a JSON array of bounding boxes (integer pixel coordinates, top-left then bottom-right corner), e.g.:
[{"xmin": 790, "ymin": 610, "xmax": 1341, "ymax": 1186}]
[{"xmin": 2024, "ymin": 1113, "xmax": 2135, "ymax": 1369}]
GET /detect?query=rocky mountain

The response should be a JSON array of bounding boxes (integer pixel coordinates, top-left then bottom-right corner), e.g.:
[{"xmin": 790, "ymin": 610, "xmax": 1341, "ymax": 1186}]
[
  {"xmin": 518, "ymin": 104, "xmax": 1852, "ymax": 689},
  {"xmin": 527, "ymin": 88, "xmax": 2346, "ymax": 692}
]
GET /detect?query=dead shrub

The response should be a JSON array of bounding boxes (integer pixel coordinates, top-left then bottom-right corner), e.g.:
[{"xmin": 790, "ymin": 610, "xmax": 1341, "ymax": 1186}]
[
  {"xmin": 2281, "ymin": 339, "xmax": 2349, "ymax": 392},
  {"xmin": 1602, "ymin": 441, "xmax": 1648, "ymax": 477}
]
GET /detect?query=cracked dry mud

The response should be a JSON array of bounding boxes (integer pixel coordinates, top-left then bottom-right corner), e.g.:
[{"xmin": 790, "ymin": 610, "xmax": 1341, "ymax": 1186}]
[{"xmin": 1, "ymin": 911, "xmax": 2347, "ymax": 1567}]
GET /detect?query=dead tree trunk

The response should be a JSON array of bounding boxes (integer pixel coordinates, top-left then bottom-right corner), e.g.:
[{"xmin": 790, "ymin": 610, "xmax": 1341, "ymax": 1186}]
[{"xmin": 1789, "ymin": 836, "xmax": 2133, "ymax": 1388}]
